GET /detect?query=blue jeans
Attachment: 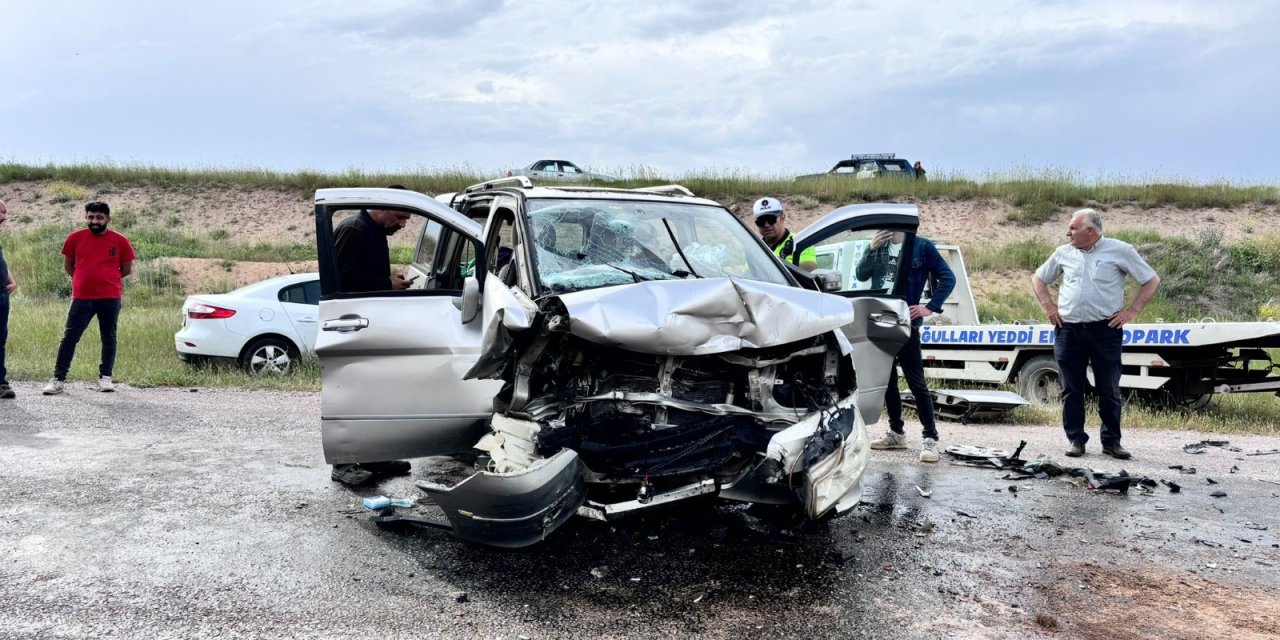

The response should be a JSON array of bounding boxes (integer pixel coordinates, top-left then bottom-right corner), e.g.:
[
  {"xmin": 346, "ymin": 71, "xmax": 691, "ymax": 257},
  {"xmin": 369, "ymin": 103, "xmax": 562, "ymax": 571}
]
[
  {"xmin": 54, "ymin": 298, "xmax": 122, "ymax": 381},
  {"xmin": 884, "ymin": 327, "xmax": 939, "ymax": 440},
  {"xmin": 0, "ymin": 292, "xmax": 9, "ymax": 384},
  {"xmin": 1054, "ymin": 320, "xmax": 1124, "ymax": 447}
]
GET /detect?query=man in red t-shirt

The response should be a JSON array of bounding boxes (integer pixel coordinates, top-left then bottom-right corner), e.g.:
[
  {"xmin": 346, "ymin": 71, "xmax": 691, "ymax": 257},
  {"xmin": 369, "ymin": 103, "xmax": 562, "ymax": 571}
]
[{"xmin": 42, "ymin": 201, "xmax": 136, "ymax": 395}]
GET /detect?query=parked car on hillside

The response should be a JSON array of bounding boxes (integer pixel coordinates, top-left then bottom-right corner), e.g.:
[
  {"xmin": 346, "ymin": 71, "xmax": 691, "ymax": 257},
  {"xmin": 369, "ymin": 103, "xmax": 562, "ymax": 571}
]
[
  {"xmin": 174, "ymin": 273, "xmax": 319, "ymax": 375},
  {"xmin": 509, "ymin": 159, "xmax": 617, "ymax": 183},
  {"xmin": 312, "ymin": 179, "xmax": 917, "ymax": 547},
  {"xmin": 796, "ymin": 153, "xmax": 917, "ymax": 180}
]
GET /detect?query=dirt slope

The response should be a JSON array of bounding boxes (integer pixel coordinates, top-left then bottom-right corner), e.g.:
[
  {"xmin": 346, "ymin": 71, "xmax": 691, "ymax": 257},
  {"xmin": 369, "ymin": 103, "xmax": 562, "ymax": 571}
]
[{"xmin": 2, "ymin": 180, "xmax": 1276, "ymax": 293}]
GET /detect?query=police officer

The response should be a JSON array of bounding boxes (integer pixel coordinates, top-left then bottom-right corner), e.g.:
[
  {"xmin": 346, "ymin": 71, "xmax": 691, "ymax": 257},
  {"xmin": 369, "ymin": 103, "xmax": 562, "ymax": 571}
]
[{"xmin": 753, "ymin": 197, "xmax": 817, "ymax": 272}]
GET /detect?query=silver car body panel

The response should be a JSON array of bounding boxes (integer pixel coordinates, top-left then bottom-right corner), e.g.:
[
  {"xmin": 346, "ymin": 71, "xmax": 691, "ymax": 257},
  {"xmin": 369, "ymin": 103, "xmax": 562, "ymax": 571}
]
[
  {"xmin": 546, "ymin": 278, "xmax": 857, "ymax": 356},
  {"xmin": 318, "ymin": 294, "xmax": 502, "ymax": 463}
]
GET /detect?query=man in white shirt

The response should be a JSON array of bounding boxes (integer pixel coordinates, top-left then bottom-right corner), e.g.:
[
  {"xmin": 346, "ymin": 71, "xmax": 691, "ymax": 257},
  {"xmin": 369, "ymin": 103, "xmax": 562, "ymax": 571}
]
[{"xmin": 1032, "ymin": 209, "xmax": 1160, "ymax": 460}]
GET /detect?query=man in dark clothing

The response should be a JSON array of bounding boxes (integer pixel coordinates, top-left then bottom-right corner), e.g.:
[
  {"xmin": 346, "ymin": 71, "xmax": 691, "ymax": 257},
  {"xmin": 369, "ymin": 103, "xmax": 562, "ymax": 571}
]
[
  {"xmin": 330, "ymin": 186, "xmax": 415, "ymax": 486},
  {"xmin": 334, "ymin": 208, "xmax": 413, "ymax": 292},
  {"xmin": 0, "ymin": 199, "xmax": 15, "ymax": 399},
  {"xmin": 860, "ymin": 230, "xmax": 956, "ymax": 463}
]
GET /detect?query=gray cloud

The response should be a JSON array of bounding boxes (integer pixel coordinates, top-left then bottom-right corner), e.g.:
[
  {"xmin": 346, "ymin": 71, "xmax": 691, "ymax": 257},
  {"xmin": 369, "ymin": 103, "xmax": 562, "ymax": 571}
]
[{"xmin": 2, "ymin": 0, "xmax": 1276, "ymax": 181}]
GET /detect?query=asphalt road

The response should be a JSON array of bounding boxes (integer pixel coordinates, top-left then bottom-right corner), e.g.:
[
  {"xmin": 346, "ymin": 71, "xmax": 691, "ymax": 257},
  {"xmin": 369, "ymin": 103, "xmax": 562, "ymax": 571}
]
[{"xmin": 2, "ymin": 382, "xmax": 1278, "ymax": 639}]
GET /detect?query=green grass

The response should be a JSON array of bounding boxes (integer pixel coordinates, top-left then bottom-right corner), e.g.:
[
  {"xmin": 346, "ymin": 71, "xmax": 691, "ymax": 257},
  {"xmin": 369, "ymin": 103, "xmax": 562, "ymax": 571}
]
[
  {"xmin": 3, "ymin": 162, "xmax": 1277, "ymax": 209},
  {"xmin": 5, "ymin": 300, "xmax": 318, "ymax": 390},
  {"xmin": 1003, "ymin": 200, "xmax": 1058, "ymax": 226},
  {"xmin": 998, "ymin": 394, "xmax": 1280, "ymax": 435},
  {"xmin": 3, "ymin": 221, "xmax": 315, "ymax": 300}
]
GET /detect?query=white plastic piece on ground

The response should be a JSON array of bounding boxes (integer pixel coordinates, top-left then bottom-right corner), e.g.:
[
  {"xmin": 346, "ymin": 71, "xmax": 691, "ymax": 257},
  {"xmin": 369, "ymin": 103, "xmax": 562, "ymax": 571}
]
[{"xmin": 763, "ymin": 395, "xmax": 869, "ymax": 517}]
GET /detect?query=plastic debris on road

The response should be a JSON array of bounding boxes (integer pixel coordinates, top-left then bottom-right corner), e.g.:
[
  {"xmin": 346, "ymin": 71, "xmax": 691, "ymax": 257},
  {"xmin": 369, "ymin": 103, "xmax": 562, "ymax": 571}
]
[{"xmin": 362, "ymin": 495, "xmax": 417, "ymax": 510}]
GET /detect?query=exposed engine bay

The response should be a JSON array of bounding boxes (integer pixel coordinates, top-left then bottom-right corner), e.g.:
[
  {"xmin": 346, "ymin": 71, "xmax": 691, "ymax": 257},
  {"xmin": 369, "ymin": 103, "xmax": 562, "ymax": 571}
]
[{"xmin": 418, "ymin": 278, "xmax": 876, "ymax": 547}]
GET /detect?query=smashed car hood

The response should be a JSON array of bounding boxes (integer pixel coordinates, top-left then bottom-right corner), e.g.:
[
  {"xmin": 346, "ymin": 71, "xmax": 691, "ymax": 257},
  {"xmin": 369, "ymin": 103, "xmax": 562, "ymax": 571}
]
[{"xmin": 548, "ymin": 278, "xmax": 855, "ymax": 356}]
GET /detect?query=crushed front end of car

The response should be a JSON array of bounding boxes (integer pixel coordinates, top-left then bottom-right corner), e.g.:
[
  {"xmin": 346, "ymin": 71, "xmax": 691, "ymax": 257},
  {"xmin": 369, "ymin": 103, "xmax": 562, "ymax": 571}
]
[{"xmin": 418, "ymin": 278, "xmax": 873, "ymax": 547}]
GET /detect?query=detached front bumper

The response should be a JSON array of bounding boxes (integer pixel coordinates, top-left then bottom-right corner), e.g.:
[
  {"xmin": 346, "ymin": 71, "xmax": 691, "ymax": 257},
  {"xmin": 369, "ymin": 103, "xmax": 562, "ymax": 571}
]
[
  {"xmin": 417, "ymin": 449, "xmax": 586, "ymax": 548},
  {"xmin": 764, "ymin": 395, "xmax": 869, "ymax": 518}
]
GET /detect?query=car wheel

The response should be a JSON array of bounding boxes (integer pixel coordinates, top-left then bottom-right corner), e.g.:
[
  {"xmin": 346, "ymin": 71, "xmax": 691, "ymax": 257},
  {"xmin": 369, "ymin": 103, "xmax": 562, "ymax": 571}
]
[
  {"xmin": 1017, "ymin": 355, "xmax": 1061, "ymax": 406},
  {"xmin": 241, "ymin": 337, "xmax": 298, "ymax": 376}
]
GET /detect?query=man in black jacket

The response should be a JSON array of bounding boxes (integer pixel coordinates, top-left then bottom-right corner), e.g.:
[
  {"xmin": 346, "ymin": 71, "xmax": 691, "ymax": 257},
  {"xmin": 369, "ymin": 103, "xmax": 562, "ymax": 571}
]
[{"xmin": 334, "ymin": 207, "xmax": 412, "ymax": 292}]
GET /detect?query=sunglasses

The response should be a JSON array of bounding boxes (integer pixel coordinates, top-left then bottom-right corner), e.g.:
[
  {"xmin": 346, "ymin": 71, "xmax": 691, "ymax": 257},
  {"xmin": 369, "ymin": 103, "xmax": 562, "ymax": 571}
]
[{"xmin": 755, "ymin": 215, "xmax": 779, "ymax": 227}]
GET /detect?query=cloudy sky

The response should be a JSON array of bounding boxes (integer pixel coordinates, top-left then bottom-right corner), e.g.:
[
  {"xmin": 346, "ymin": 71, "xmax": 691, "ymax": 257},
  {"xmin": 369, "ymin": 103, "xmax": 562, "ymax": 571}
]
[{"xmin": 3, "ymin": 1, "xmax": 1277, "ymax": 181}]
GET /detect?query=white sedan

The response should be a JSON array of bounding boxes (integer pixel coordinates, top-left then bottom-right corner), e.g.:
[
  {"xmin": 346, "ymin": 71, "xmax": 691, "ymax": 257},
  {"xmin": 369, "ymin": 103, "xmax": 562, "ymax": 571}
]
[
  {"xmin": 174, "ymin": 273, "xmax": 320, "ymax": 375},
  {"xmin": 509, "ymin": 159, "xmax": 616, "ymax": 182}
]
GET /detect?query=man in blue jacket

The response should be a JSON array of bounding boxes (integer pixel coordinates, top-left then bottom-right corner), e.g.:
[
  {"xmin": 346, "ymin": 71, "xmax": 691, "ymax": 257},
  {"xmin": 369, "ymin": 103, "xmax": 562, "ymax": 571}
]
[{"xmin": 859, "ymin": 230, "xmax": 956, "ymax": 462}]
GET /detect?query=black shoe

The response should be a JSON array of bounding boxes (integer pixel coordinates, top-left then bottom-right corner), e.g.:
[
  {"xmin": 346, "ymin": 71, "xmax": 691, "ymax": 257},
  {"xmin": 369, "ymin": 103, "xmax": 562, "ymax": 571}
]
[
  {"xmin": 363, "ymin": 460, "xmax": 411, "ymax": 477},
  {"xmin": 0, "ymin": 384, "xmax": 14, "ymax": 399},
  {"xmin": 1065, "ymin": 442, "xmax": 1086, "ymax": 458},
  {"xmin": 1102, "ymin": 445, "xmax": 1132, "ymax": 460},
  {"xmin": 330, "ymin": 463, "xmax": 374, "ymax": 486}
]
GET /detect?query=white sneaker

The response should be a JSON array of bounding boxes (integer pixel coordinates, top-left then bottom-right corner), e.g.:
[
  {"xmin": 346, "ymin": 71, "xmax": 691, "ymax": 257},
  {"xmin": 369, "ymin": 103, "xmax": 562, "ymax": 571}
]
[
  {"xmin": 919, "ymin": 438, "xmax": 940, "ymax": 463},
  {"xmin": 42, "ymin": 379, "xmax": 65, "ymax": 395},
  {"xmin": 869, "ymin": 430, "xmax": 908, "ymax": 450},
  {"xmin": 98, "ymin": 376, "xmax": 115, "ymax": 392}
]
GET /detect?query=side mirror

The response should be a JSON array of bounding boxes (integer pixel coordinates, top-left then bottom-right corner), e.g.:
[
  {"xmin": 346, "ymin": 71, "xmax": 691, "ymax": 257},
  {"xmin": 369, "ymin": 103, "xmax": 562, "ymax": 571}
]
[
  {"xmin": 459, "ymin": 276, "xmax": 480, "ymax": 324},
  {"xmin": 814, "ymin": 270, "xmax": 843, "ymax": 293}
]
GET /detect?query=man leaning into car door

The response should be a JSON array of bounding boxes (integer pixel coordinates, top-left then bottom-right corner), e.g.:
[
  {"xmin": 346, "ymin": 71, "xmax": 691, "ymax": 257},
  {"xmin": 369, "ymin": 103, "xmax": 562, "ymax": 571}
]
[{"xmin": 329, "ymin": 185, "xmax": 416, "ymax": 486}]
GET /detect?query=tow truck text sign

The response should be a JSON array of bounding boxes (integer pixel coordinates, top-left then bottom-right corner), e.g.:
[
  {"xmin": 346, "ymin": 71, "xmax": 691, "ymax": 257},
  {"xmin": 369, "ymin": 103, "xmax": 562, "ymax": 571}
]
[{"xmin": 920, "ymin": 327, "xmax": 1192, "ymax": 346}]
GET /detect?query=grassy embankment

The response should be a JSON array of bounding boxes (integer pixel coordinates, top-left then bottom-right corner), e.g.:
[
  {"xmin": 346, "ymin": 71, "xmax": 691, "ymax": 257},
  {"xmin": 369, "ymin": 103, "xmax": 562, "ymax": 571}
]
[{"xmin": 2, "ymin": 162, "xmax": 1279, "ymax": 432}]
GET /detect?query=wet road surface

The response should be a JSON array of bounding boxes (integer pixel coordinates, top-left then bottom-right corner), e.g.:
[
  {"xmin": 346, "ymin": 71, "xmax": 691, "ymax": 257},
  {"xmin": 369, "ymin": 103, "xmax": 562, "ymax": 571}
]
[{"xmin": 1, "ymin": 382, "xmax": 1278, "ymax": 639}]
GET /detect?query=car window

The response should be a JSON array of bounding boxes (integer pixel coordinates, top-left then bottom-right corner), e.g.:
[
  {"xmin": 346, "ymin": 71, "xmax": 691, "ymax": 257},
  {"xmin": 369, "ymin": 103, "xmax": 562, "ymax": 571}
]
[
  {"xmin": 882, "ymin": 160, "xmax": 908, "ymax": 173},
  {"xmin": 526, "ymin": 199, "xmax": 788, "ymax": 294},
  {"xmin": 533, "ymin": 161, "xmax": 553, "ymax": 171},
  {"xmin": 808, "ymin": 228, "xmax": 913, "ymax": 295},
  {"xmin": 280, "ymin": 280, "xmax": 320, "ymax": 305},
  {"xmin": 562, "ymin": 163, "xmax": 582, "ymax": 174},
  {"xmin": 485, "ymin": 209, "xmax": 519, "ymax": 280},
  {"xmin": 429, "ymin": 226, "xmax": 480, "ymax": 292},
  {"xmin": 414, "ymin": 219, "xmax": 442, "ymax": 268}
]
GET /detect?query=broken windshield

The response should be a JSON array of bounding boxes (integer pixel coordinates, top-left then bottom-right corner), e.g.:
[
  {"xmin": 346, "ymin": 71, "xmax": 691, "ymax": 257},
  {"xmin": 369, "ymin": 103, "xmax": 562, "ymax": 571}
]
[{"xmin": 526, "ymin": 199, "xmax": 789, "ymax": 294}]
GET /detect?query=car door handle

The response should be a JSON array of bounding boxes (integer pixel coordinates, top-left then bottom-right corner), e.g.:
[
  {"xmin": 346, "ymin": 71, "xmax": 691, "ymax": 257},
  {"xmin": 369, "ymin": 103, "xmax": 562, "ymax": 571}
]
[
  {"xmin": 321, "ymin": 317, "xmax": 369, "ymax": 332},
  {"xmin": 869, "ymin": 311, "xmax": 906, "ymax": 326}
]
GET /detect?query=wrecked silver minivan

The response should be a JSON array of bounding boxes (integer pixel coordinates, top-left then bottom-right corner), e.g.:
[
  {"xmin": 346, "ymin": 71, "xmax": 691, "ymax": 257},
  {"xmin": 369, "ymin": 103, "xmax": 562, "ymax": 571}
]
[{"xmin": 314, "ymin": 178, "xmax": 917, "ymax": 547}]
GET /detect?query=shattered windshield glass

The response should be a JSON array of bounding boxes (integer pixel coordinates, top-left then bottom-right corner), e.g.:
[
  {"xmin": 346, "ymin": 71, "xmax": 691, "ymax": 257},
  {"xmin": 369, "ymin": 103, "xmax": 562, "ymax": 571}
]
[{"xmin": 526, "ymin": 199, "xmax": 789, "ymax": 294}]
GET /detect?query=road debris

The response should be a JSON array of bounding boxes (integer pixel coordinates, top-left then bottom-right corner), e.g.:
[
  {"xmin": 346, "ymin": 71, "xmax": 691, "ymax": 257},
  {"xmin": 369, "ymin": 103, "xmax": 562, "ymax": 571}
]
[
  {"xmin": 1183, "ymin": 439, "xmax": 1241, "ymax": 454},
  {"xmin": 946, "ymin": 441, "xmax": 1174, "ymax": 495},
  {"xmin": 1246, "ymin": 449, "xmax": 1280, "ymax": 456},
  {"xmin": 1168, "ymin": 465, "xmax": 1197, "ymax": 474},
  {"xmin": 915, "ymin": 486, "xmax": 932, "ymax": 498},
  {"xmin": 361, "ymin": 495, "xmax": 417, "ymax": 510},
  {"xmin": 1210, "ymin": 491, "xmax": 1228, "ymax": 498}
]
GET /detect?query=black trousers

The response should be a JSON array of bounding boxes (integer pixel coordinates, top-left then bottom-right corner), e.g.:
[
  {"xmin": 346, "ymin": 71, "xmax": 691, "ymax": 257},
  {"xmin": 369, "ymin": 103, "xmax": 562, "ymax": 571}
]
[
  {"xmin": 884, "ymin": 327, "xmax": 938, "ymax": 440},
  {"xmin": 1054, "ymin": 321, "xmax": 1125, "ymax": 447}
]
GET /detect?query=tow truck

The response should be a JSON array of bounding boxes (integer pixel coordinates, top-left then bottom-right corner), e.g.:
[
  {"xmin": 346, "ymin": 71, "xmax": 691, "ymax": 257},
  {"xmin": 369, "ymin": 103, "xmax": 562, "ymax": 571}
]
[{"xmin": 810, "ymin": 234, "xmax": 1280, "ymax": 409}]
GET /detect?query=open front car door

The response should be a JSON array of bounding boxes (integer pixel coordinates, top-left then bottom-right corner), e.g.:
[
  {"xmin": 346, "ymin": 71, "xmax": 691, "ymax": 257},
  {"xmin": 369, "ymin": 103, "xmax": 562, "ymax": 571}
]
[
  {"xmin": 314, "ymin": 188, "xmax": 501, "ymax": 464},
  {"xmin": 795, "ymin": 203, "xmax": 919, "ymax": 425}
]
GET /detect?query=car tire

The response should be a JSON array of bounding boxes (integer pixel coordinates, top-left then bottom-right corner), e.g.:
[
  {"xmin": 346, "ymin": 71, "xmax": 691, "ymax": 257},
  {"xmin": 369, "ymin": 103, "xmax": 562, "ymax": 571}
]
[
  {"xmin": 241, "ymin": 337, "xmax": 298, "ymax": 376},
  {"xmin": 1017, "ymin": 355, "xmax": 1062, "ymax": 406}
]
